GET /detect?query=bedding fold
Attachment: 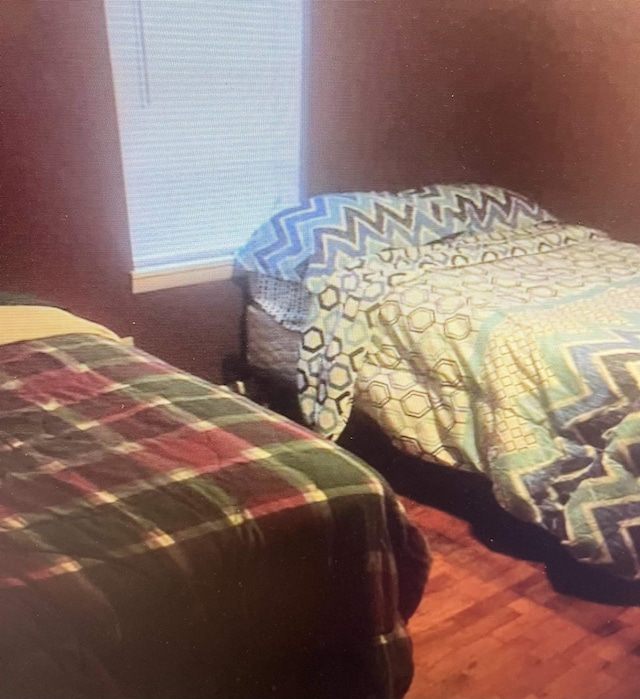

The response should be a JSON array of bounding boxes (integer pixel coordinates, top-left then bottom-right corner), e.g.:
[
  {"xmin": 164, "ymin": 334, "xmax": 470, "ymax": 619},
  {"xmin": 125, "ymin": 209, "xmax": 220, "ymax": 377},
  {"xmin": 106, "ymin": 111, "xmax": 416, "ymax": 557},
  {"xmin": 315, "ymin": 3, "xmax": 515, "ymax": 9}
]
[{"xmin": 0, "ymin": 306, "xmax": 121, "ymax": 346}]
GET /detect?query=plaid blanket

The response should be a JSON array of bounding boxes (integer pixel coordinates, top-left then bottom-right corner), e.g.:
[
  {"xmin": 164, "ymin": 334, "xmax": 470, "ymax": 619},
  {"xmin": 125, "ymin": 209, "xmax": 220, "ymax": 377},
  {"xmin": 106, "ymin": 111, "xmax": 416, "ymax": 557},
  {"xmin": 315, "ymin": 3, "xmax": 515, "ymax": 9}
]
[{"xmin": 0, "ymin": 334, "xmax": 429, "ymax": 699}]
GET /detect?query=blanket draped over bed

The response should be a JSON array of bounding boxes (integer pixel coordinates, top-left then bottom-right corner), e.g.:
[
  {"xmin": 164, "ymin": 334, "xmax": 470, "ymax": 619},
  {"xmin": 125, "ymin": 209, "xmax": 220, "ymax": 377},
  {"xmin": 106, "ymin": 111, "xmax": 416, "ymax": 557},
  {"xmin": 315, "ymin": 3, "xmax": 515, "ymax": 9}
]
[
  {"xmin": 299, "ymin": 222, "xmax": 640, "ymax": 579},
  {"xmin": 0, "ymin": 334, "xmax": 428, "ymax": 698}
]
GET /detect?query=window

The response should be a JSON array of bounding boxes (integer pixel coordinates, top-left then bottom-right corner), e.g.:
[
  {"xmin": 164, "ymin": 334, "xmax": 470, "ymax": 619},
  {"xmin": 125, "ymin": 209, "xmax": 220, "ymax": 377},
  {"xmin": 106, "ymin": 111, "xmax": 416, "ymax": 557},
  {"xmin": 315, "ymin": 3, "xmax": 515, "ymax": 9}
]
[{"xmin": 104, "ymin": 1, "xmax": 304, "ymax": 290}]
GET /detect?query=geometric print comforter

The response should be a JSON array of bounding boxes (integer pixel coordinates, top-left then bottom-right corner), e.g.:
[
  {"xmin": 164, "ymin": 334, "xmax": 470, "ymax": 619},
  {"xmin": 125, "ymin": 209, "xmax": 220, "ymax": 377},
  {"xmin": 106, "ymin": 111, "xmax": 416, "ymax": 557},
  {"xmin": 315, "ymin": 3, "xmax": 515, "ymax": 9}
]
[{"xmin": 298, "ymin": 222, "xmax": 640, "ymax": 578}]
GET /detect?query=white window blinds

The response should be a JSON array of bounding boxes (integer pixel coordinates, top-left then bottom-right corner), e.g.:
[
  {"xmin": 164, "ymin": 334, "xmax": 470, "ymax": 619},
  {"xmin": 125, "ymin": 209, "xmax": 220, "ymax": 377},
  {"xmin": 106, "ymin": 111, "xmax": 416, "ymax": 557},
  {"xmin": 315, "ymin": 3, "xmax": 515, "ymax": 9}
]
[{"xmin": 104, "ymin": 1, "xmax": 303, "ymax": 276}]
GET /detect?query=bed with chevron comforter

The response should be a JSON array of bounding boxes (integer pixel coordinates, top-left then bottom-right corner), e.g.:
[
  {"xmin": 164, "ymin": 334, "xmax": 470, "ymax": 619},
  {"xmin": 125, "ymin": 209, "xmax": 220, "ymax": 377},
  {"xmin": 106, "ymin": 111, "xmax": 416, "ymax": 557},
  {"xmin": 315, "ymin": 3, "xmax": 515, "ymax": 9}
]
[
  {"xmin": 0, "ymin": 310, "xmax": 429, "ymax": 699},
  {"xmin": 235, "ymin": 184, "xmax": 640, "ymax": 580}
]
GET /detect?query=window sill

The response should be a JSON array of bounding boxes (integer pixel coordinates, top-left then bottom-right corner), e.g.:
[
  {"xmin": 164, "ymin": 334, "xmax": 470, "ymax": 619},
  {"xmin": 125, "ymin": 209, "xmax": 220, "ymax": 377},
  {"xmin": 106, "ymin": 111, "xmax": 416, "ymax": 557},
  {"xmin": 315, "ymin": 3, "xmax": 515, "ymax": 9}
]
[{"xmin": 131, "ymin": 261, "xmax": 236, "ymax": 294}]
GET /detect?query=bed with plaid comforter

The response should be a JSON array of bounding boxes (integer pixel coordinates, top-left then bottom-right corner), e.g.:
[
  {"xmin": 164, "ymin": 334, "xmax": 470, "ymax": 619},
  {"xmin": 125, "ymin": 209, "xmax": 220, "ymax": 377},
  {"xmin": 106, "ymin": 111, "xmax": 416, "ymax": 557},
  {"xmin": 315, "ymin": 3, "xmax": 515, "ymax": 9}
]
[
  {"xmin": 299, "ymin": 222, "xmax": 640, "ymax": 579},
  {"xmin": 0, "ymin": 333, "xmax": 428, "ymax": 699}
]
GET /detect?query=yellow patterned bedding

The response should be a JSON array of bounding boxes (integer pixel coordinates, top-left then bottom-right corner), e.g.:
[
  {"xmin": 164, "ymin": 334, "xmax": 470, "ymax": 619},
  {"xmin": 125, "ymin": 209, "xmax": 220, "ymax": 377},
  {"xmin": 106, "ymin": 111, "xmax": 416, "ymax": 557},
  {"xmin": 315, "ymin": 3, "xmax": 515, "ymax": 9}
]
[
  {"xmin": 0, "ymin": 306, "xmax": 122, "ymax": 346},
  {"xmin": 299, "ymin": 222, "xmax": 640, "ymax": 579}
]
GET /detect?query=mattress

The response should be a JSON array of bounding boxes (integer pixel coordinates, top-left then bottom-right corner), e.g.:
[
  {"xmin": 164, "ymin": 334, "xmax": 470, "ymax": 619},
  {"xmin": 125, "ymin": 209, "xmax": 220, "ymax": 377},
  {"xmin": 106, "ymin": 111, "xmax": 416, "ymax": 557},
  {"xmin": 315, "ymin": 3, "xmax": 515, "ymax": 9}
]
[{"xmin": 246, "ymin": 303, "xmax": 301, "ymax": 390}]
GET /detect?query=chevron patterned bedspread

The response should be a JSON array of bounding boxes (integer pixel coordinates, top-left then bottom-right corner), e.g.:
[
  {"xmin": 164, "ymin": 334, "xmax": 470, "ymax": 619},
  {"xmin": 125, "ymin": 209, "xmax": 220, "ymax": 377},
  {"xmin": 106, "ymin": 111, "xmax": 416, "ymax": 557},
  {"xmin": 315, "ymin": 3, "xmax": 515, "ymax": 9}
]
[
  {"xmin": 0, "ymin": 334, "xmax": 429, "ymax": 698},
  {"xmin": 234, "ymin": 183, "xmax": 557, "ymax": 283},
  {"xmin": 299, "ymin": 222, "xmax": 640, "ymax": 579}
]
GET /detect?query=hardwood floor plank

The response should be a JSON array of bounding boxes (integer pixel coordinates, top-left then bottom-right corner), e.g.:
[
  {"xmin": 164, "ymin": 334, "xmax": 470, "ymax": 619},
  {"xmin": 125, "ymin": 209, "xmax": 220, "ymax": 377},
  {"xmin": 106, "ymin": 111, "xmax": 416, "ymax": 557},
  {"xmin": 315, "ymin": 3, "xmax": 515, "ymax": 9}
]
[
  {"xmin": 541, "ymin": 661, "xmax": 620, "ymax": 699},
  {"xmin": 400, "ymin": 498, "xmax": 640, "ymax": 699}
]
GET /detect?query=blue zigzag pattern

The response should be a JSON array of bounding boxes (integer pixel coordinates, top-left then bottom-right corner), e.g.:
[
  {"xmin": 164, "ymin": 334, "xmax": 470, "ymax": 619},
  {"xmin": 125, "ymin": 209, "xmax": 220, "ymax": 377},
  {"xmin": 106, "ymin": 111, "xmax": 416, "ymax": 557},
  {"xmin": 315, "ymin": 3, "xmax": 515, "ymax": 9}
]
[
  {"xmin": 553, "ymin": 328, "xmax": 640, "ymax": 427},
  {"xmin": 234, "ymin": 184, "xmax": 556, "ymax": 282}
]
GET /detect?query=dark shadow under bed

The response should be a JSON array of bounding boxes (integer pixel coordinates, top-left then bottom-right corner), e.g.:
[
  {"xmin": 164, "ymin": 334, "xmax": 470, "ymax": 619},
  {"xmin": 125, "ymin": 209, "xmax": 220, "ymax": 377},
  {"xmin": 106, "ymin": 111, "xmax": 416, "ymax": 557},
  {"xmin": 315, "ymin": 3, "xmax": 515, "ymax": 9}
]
[
  {"xmin": 238, "ymin": 372, "xmax": 640, "ymax": 604},
  {"xmin": 338, "ymin": 411, "xmax": 640, "ymax": 606}
]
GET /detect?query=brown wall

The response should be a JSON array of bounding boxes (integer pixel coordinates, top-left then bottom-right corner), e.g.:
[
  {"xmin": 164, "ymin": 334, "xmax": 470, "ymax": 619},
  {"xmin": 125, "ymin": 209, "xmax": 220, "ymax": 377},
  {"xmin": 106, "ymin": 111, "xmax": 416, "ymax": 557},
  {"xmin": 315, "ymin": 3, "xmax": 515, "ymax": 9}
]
[
  {"xmin": 308, "ymin": 0, "xmax": 640, "ymax": 242},
  {"xmin": 0, "ymin": 0, "xmax": 132, "ymax": 331},
  {"xmin": 2, "ymin": 0, "xmax": 640, "ymax": 383},
  {"xmin": 131, "ymin": 281, "xmax": 244, "ymax": 385}
]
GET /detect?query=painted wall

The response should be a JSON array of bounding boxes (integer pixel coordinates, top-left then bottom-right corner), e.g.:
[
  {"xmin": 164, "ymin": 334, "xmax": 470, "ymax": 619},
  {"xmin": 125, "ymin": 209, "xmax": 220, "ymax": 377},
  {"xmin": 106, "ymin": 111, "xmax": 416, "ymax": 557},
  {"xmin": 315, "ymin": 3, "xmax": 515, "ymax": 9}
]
[
  {"xmin": 0, "ymin": 0, "xmax": 132, "ymax": 331},
  {"xmin": 1, "ymin": 1, "xmax": 639, "ymax": 382},
  {"xmin": 308, "ymin": 0, "xmax": 640, "ymax": 242}
]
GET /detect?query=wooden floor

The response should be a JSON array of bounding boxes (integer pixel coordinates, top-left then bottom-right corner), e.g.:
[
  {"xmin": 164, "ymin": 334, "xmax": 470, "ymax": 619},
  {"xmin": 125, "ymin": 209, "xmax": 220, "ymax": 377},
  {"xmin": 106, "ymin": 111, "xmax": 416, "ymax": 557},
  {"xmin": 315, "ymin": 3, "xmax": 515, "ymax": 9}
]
[
  {"xmin": 400, "ymin": 499, "xmax": 640, "ymax": 699},
  {"xmin": 336, "ymin": 416, "xmax": 640, "ymax": 699}
]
